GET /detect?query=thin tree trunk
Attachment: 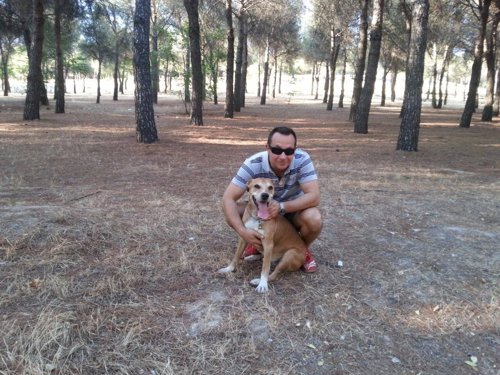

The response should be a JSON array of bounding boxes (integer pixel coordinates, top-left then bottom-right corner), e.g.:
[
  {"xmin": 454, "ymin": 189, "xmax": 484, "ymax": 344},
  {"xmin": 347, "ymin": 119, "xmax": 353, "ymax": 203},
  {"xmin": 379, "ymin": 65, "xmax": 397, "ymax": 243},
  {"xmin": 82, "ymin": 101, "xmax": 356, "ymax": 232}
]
[
  {"xmin": 354, "ymin": 0, "xmax": 384, "ymax": 134},
  {"xmin": 460, "ymin": 0, "xmax": 491, "ymax": 128},
  {"xmin": 234, "ymin": 12, "xmax": 244, "ymax": 112},
  {"xmin": 397, "ymin": 0, "xmax": 429, "ymax": 151},
  {"xmin": 261, "ymin": 38, "xmax": 270, "ymax": 105},
  {"xmin": 133, "ymin": 0, "xmax": 158, "ymax": 143},
  {"xmin": 323, "ymin": 62, "xmax": 329, "ymax": 103},
  {"xmin": 327, "ymin": 31, "xmax": 340, "ymax": 111},
  {"xmin": 113, "ymin": 47, "xmax": 120, "ymax": 101},
  {"xmin": 494, "ymin": 66, "xmax": 500, "ymax": 116},
  {"xmin": 23, "ymin": 0, "xmax": 44, "ymax": 121},
  {"xmin": 431, "ymin": 43, "xmax": 438, "ymax": 108},
  {"xmin": 184, "ymin": 0, "xmax": 203, "ymax": 125},
  {"xmin": 338, "ymin": 49, "xmax": 346, "ymax": 108},
  {"xmin": 96, "ymin": 59, "xmax": 102, "ymax": 104},
  {"xmin": 481, "ymin": 11, "xmax": 499, "ymax": 121},
  {"xmin": 224, "ymin": 0, "xmax": 234, "ymax": 118},
  {"xmin": 349, "ymin": 0, "xmax": 369, "ymax": 121},
  {"xmin": 55, "ymin": 0, "xmax": 65, "ymax": 113},
  {"xmin": 241, "ymin": 27, "xmax": 248, "ymax": 107}
]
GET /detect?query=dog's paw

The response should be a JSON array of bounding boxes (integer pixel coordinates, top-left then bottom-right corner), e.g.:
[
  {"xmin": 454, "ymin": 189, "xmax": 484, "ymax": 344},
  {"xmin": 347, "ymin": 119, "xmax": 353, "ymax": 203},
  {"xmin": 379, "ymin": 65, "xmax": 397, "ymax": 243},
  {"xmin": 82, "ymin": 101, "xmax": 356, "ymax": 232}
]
[
  {"xmin": 250, "ymin": 278, "xmax": 269, "ymax": 293},
  {"xmin": 218, "ymin": 265, "xmax": 235, "ymax": 274}
]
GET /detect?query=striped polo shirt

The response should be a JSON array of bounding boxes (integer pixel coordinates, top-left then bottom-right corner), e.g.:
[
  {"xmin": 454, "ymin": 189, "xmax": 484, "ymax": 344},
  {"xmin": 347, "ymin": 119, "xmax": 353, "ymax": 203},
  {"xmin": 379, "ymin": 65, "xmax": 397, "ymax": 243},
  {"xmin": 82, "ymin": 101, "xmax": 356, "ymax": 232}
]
[{"xmin": 231, "ymin": 149, "xmax": 318, "ymax": 202}]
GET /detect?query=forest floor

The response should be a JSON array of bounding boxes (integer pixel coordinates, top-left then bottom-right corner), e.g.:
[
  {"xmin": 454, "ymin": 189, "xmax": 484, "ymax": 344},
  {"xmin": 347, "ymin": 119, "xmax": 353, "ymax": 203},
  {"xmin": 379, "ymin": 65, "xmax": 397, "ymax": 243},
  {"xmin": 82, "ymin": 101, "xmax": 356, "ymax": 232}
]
[{"xmin": 0, "ymin": 91, "xmax": 499, "ymax": 375}]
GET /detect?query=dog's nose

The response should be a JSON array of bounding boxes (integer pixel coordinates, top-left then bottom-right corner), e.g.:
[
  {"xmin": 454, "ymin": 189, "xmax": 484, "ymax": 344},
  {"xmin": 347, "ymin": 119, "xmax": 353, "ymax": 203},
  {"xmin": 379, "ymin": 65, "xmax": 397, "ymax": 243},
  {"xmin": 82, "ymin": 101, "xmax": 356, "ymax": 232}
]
[{"xmin": 261, "ymin": 193, "xmax": 269, "ymax": 201}]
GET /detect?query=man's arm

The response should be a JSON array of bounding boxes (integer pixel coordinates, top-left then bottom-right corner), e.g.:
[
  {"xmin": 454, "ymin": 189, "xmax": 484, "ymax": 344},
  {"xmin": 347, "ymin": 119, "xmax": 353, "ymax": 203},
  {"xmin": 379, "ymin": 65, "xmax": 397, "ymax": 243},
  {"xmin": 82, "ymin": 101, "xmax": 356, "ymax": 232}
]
[{"xmin": 268, "ymin": 180, "xmax": 320, "ymax": 218}]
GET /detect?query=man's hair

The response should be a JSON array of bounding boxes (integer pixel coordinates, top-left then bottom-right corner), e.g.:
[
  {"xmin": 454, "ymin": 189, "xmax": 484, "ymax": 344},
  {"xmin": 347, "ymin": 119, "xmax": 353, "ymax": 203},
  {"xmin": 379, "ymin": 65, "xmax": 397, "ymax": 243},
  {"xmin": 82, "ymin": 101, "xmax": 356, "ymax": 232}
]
[{"xmin": 267, "ymin": 126, "xmax": 297, "ymax": 147}]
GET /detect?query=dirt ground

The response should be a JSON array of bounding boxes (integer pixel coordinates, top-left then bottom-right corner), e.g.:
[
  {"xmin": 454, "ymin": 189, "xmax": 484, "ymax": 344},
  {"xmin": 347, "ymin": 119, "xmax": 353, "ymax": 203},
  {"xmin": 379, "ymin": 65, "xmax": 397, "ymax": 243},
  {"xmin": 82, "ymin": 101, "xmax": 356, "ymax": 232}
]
[{"xmin": 0, "ymin": 91, "xmax": 498, "ymax": 375}]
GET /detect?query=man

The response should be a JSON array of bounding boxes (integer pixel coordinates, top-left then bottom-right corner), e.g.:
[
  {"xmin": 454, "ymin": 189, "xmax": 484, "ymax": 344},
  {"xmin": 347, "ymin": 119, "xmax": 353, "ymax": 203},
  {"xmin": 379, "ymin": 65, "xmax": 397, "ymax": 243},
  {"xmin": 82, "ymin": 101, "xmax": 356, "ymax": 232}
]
[{"xmin": 222, "ymin": 126, "xmax": 322, "ymax": 272}]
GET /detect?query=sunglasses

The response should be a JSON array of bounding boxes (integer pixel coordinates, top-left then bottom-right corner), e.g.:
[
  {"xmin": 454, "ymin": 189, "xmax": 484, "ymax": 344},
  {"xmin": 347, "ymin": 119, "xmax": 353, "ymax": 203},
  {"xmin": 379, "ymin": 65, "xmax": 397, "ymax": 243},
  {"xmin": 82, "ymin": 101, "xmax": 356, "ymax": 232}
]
[{"xmin": 270, "ymin": 146, "xmax": 295, "ymax": 156}]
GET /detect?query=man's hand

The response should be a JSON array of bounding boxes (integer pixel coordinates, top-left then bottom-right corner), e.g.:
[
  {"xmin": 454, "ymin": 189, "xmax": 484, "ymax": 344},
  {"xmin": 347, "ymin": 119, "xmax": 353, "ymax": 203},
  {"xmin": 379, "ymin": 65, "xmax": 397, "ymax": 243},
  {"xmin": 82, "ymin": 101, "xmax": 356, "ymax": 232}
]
[
  {"xmin": 267, "ymin": 200, "xmax": 280, "ymax": 219},
  {"xmin": 239, "ymin": 228, "xmax": 264, "ymax": 250}
]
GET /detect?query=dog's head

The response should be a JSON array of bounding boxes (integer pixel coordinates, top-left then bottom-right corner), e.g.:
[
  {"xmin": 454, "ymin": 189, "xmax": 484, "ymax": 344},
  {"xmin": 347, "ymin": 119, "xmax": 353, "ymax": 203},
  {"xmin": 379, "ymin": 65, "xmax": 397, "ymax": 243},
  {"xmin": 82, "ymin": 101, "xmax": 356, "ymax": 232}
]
[{"xmin": 247, "ymin": 178, "xmax": 275, "ymax": 220}]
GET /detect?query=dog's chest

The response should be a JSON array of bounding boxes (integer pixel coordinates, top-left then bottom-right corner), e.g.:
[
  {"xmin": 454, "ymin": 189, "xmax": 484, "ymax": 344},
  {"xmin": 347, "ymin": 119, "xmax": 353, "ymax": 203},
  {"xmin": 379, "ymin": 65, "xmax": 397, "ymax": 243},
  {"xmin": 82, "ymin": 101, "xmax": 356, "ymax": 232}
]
[{"xmin": 245, "ymin": 217, "xmax": 265, "ymax": 235}]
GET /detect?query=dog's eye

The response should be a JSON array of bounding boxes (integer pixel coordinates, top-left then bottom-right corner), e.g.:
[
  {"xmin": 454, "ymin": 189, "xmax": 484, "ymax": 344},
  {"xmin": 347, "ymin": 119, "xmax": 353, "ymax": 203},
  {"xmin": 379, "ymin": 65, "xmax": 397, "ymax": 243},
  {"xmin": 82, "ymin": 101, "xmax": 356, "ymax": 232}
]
[
  {"xmin": 254, "ymin": 184, "xmax": 260, "ymax": 189},
  {"xmin": 268, "ymin": 186, "xmax": 274, "ymax": 191}
]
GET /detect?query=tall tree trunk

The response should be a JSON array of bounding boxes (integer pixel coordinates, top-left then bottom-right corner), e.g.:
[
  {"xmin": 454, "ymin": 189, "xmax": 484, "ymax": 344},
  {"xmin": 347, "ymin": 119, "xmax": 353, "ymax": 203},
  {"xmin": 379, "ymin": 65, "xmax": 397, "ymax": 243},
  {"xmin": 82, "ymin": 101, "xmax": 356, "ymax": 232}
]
[
  {"xmin": 354, "ymin": 0, "xmax": 384, "ymax": 134},
  {"xmin": 349, "ymin": 0, "xmax": 369, "ymax": 121},
  {"xmin": 272, "ymin": 54, "xmax": 277, "ymax": 99},
  {"xmin": 315, "ymin": 62, "xmax": 321, "ymax": 100},
  {"xmin": 327, "ymin": 31, "xmax": 340, "ymax": 111},
  {"xmin": 0, "ymin": 41, "xmax": 11, "ymax": 96},
  {"xmin": 151, "ymin": 7, "xmax": 159, "ymax": 104},
  {"xmin": 437, "ymin": 45, "xmax": 451, "ymax": 108},
  {"xmin": 390, "ymin": 66, "xmax": 398, "ymax": 102},
  {"xmin": 260, "ymin": 38, "xmax": 270, "ymax": 105},
  {"xmin": 397, "ymin": 0, "xmax": 429, "ymax": 152},
  {"xmin": 0, "ymin": 44, "xmax": 10, "ymax": 96},
  {"xmin": 481, "ymin": 11, "xmax": 499, "ymax": 121},
  {"xmin": 399, "ymin": 2, "xmax": 413, "ymax": 118},
  {"xmin": 184, "ymin": 48, "xmax": 191, "ymax": 104},
  {"xmin": 460, "ymin": 0, "xmax": 491, "ymax": 128},
  {"xmin": 234, "ymin": 12, "xmax": 245, "ymax": 112},
  {"xmin": 224, "ymin": 0, "xmax": 234, "ymax": 118},
  {"xmin": 133, "ymin": 0, "xmax": 158, "ymax": 143},
  {"xmin": 311, "ymin": 62, "xmax": 315, "ymax": 96},
  {"xmin": 338, "ymin": 49, "xmax": 346, "ymax": 108},
  {"xmin": 23, "ymin": 0, "xmax": 44, "ymax": 121},
  {"xmin": 240, "ymin": 27, "xmax": 248, "ymax": 107},
  {"xmin": 54, "ymin": 0, "xmax": 65, "ymax": 113},
  {"xmin": 96, "ymin": 59, "xmax": 102, "ymax": 104},
  {"xmin": 381, "ymin": 66, "xmax": 388, "ymax": 106},
  {"xmin": 431, "ymin": 43, "xmax": 438, "ymax": 108},
  {"xmin": 184, "ymin": 0, "xmax": 204, "ymax": 125},
  {"xmin": 257, "ymin": 53, "xmax": 261, "ymax": 97},
  {"xmin": 322, "ymin": 62, "xmax": 329, "ymax": 103},
  {"xmin": 494, "ymin": 65, "xmax": 500, "ymax": 116},
  {"xmin": 113, "ymin": 47, "xmax": 120, "ymax": 101}
]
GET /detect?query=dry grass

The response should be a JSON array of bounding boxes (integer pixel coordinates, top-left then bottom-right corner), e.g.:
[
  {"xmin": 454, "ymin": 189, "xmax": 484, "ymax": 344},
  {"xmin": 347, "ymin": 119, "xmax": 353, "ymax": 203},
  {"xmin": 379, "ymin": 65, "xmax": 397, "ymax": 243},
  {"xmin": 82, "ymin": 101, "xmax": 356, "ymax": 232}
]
[{"xmin": 0, "ymin": 92, "xmax": 499, "ymax": 375}]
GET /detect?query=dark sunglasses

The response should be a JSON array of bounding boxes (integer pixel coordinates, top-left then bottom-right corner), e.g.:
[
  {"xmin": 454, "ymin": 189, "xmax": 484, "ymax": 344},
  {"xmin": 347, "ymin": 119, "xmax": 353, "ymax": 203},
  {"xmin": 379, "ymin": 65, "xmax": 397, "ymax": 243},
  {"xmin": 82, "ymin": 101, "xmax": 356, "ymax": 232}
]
[{"xmin": 270, "ymin": 146, "xmax": 295, "ymax": 156}]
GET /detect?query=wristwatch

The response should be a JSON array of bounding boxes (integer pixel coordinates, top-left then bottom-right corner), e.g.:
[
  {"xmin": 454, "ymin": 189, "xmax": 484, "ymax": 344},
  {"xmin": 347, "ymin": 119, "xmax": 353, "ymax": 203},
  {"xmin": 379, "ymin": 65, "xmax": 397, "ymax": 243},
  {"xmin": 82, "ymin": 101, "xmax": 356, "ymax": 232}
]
[{"xmin": 279, "ymin": 202, "xmax": 286, "ymax": 216}]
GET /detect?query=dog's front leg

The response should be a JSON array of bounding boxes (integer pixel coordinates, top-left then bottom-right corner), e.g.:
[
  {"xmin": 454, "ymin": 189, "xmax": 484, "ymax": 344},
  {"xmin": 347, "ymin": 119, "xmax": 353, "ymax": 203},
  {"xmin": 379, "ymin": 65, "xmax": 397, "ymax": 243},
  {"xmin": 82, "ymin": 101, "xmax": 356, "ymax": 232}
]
[
  {"xmin": 218, "ymin": 237, "xmax": 246, "ymax": 274},
  {"xmin": 250, "ymin": 239, "xmax": 273, "ymax": 293}
]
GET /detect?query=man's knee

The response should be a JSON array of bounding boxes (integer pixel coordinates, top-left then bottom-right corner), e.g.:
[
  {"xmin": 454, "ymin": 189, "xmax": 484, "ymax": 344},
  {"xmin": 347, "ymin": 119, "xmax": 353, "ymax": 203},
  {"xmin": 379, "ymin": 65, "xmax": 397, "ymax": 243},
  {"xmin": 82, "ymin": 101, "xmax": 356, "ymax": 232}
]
[{"xmin": 296, "ymin": 207, "xmax": 323, "ymax": 234}]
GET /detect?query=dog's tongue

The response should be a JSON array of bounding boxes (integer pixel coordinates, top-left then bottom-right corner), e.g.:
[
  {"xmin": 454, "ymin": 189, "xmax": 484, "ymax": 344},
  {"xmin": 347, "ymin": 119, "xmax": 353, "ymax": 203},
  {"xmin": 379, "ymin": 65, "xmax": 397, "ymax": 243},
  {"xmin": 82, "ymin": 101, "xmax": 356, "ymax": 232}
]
[{"xmin": 257, "ymin": 201, "xmax": 270, "ymax": 220}]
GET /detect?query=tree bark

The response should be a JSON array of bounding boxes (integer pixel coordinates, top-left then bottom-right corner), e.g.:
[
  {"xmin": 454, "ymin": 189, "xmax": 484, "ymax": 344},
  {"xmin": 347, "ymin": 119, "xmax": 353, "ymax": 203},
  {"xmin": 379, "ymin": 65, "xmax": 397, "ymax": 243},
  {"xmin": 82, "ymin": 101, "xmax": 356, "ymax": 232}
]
[
  {"xmin": 349, "ymin": 0, "xmax": 369, "ymax": 121},
  {"xmin": 234, "ymin": 12, "xmax": 245, "ymax": 112},
  {"xmin": 184, "ymin": 0, "xmax": 203, "ymax": 125},
  {"xmin": 338, "ymin": 49, "xmax": 346, "ymax": 108},
  {"xmin": 397, "ymin": 0, "xmax": 429, "ymax": 152},
  {"xmin": 260, "ymin": 38, "xmax": 270, "ymax": 105},
  {"xmin": 240, "ymin": 27, "xmax": 248, "ymax": 107},
  {"xmin": 354, "ymin": 0, "xmax": 384, "ymax": 134},
  {"xmin": 327, "ymin": 30, "xmax": 340, "ymax": 111},
  {"xmin": 133, "ymin": 0, "xmax": 158, "ymax": 143},
  {"xmin": 481, "ymin": 10, "xmax": 499, "ymax": 121},
  {"xmin": 460, "ymin": 0, "xmax": 491, "ymax": 128},
  {"xmin": 0, "ymin": 41, "xmax": 10, "ymax": 96},
  {"xmin": 54, "ymin": 0, "xmax": 65, "ymax": 113},
  {"xmin": 23, "ymin": 0, "xmax": 44, "ymax": 121},
  {"xmin": 224, "ymin": 0, "xmax": 234, "ymax": 118}
]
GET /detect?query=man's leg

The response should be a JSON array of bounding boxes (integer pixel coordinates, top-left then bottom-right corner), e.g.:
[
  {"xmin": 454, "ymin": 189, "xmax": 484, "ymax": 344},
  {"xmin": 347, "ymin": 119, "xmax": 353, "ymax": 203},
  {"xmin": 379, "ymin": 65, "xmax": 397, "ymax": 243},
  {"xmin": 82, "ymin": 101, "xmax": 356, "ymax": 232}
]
[
  {"xmin": 291, "ymin": 207, "xmax": 323, "ymax": 247},
  {"xmin": 291, "ymin": 207, "xmax": 322, "ymax": 272}
]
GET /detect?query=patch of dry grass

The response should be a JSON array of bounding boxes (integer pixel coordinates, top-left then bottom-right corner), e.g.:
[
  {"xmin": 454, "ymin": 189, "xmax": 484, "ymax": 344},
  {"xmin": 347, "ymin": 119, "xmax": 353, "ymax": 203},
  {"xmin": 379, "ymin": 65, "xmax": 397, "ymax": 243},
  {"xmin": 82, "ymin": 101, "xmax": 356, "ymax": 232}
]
[{"xmin": 0, "ymin": 94, "xmax": 499, "ymax": 374}]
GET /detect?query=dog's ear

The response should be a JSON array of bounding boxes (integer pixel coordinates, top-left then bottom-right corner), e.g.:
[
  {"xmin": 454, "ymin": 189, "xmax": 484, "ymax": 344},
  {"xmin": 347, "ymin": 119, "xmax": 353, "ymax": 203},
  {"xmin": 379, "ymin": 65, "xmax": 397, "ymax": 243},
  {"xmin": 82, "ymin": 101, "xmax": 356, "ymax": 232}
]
[{"xmin": 246, "ymin": 181, "xmax": 251, "ymax": 192}]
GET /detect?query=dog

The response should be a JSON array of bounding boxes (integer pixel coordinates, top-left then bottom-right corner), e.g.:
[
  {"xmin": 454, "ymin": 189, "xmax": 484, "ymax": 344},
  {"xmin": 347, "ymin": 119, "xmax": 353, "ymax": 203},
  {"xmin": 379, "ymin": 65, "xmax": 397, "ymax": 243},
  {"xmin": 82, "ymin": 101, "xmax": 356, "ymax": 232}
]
[{"xmin": 218, "ymin": 178, "xmax": 307, "ymax": 293}]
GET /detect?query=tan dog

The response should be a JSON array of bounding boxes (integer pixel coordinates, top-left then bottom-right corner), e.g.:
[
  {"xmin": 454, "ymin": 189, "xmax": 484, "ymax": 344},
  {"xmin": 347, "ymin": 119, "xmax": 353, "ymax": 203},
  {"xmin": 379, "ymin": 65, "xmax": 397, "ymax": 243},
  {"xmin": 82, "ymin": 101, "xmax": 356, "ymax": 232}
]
[{"xmin": 218, "ymin": 178, "xmax": 307, "ymax": 293}]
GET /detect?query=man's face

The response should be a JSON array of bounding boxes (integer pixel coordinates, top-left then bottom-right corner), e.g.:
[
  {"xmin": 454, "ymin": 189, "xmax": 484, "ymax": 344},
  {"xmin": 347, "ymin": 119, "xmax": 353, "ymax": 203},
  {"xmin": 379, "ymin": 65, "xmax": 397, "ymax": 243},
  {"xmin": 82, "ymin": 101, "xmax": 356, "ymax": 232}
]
[{"xmin": 266, "ymin": 133, "xmax": 295, "ymax": 175}]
